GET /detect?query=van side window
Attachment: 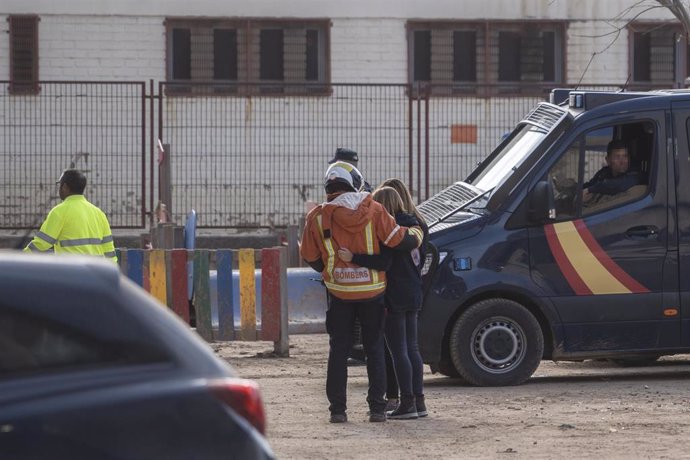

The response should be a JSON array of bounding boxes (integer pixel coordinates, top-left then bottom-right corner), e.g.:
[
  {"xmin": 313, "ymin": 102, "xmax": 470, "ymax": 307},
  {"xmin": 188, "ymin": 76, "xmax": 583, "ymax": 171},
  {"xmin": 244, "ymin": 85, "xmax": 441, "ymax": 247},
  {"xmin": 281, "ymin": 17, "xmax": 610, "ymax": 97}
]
[
  {"xmin": 548, "ymin": 141, "xmax": 580, "ymax": 219},
  {"xmin": 545, "ymin": 121, "xmax": 653, "ymax": 220}
]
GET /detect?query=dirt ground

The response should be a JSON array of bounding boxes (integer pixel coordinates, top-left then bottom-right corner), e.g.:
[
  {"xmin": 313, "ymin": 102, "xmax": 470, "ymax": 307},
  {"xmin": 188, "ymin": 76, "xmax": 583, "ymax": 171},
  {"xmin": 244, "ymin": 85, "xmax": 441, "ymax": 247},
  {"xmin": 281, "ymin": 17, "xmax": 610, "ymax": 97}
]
[{"xmin": 213, "ymin": 334, "xmax": 690, "ymax": 459}]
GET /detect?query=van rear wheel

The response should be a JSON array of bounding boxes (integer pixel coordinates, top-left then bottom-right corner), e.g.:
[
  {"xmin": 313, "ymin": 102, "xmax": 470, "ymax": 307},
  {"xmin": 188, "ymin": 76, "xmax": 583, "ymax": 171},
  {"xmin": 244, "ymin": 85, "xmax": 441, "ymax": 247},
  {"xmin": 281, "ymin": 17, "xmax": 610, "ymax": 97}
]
[{"xmin": 449, "ymin": 299, "xmax": 543, "ymax": 386}]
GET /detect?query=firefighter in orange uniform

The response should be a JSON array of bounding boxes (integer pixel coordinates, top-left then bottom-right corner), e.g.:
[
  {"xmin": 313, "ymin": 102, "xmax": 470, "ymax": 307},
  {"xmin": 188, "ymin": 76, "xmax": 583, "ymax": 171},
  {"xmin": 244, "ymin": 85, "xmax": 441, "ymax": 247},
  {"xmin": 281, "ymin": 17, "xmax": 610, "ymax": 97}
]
[{"xmin": 300, "ymin": 161, "xmax": 423, "ymax": 424}]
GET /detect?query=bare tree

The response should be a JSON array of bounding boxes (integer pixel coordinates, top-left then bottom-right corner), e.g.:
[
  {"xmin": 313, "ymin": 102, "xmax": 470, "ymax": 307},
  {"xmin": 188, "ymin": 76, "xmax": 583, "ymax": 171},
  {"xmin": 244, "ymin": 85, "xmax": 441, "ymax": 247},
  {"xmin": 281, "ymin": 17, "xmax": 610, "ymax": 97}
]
[
  {"xmin": 566, "ymin": 0, "xmax": 688, "ymax": 86},
  {"xmin": 656, "ymin": 0, "xmax": 690, "ymax": 41}
]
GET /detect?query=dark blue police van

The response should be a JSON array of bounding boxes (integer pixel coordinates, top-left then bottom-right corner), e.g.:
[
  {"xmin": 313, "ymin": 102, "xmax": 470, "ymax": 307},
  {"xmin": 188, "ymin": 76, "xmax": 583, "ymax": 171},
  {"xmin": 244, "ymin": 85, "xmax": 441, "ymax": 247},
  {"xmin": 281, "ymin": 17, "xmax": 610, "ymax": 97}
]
[{"xmin": 417, "ymin": 88, "xmax": 690, "ymax": 386}]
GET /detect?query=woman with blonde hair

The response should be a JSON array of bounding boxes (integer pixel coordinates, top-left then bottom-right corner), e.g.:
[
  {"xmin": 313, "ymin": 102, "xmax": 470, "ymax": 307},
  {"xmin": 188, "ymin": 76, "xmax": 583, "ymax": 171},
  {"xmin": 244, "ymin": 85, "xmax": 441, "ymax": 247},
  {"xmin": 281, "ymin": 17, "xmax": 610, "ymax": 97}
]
[
  {"xmin": 339, "ymin": 183, "xmax": 429, "ymax": 419},
  {"xmin": 379, "ymin": 179, "xmax": 429, "ymax": 413},
  {"xmin": 381, "ymin": 178, "xmax": 427, "ymax": 229},
  {"xmin": 370, "ymin": 186, "xmax": 404, "ymax": 216}
]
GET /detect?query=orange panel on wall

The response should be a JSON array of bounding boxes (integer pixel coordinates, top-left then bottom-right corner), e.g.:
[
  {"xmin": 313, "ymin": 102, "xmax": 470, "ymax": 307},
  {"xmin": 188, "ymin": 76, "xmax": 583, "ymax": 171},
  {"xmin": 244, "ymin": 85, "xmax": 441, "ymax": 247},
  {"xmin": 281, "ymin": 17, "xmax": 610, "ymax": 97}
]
[{"xmin": 451, "ymin": 124, "xmax": 478, "ymax": 144}]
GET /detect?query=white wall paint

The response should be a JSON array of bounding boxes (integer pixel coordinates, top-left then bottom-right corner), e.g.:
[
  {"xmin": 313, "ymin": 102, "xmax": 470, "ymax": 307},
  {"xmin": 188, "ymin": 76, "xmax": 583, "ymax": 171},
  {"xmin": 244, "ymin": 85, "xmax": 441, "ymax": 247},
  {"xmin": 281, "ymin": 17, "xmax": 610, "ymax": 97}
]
[
  {"xmin": 331, "ymin": 18, "xmax": 407, "ymax": 83},
  {"xmin": 0, "ymin": 0, "xmax": 679, "ymax": 85},
  {"xmin": 1, "ymin": 0, "xmax": 678, "ymax": 21},
  {"xmin": 567, "ymin": 21, "xmax": 631, "ymax": 84},
  {"xmin": 37, "ymin": 16, "xmax": 165, "ymax": 80}
]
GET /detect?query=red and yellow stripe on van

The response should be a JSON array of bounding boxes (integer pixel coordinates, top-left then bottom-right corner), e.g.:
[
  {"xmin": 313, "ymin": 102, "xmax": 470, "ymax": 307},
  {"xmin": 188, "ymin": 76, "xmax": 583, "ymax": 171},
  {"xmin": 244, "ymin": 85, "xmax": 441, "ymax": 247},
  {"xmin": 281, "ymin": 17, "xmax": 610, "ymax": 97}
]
[{"xmin": 544, "ymin": 220, "xmax": 649, "ymax": 295}]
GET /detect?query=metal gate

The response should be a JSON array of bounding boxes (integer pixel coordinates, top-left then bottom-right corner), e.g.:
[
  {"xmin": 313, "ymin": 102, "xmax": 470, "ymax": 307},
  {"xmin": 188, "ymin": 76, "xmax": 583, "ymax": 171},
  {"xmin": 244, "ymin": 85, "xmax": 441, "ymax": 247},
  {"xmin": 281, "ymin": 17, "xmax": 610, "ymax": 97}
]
[{"xmin": 156, "ymin": 82, "xmax": 555, "ymax": 228}]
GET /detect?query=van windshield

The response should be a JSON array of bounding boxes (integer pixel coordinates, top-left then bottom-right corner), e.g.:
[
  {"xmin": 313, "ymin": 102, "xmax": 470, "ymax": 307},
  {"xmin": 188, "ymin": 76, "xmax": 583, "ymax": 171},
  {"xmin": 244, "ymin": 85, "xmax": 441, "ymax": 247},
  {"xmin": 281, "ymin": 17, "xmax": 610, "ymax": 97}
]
[{"xmin": 472, "ymin": 124, "xmax": 548, "ymax": 192}]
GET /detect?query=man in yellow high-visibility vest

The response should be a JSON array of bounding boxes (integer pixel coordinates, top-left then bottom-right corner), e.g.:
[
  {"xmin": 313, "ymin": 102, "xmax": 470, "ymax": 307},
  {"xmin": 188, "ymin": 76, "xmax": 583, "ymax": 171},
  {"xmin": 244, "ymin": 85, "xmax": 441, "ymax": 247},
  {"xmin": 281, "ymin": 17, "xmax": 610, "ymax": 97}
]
[{"xmin": 24, "ymin": 169, "xmax": 117, "ymax": 263}]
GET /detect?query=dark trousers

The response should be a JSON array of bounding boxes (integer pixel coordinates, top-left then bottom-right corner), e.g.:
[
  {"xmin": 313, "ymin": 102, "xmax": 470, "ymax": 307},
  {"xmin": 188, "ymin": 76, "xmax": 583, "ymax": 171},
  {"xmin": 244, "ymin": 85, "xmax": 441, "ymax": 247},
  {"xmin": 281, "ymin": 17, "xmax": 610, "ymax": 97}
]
[
  {"xmin": 326, "ymin": 293, "xmax": 387, "ymax": 415},
  {"xmin": 384, "ymin": 340, "xmax": 399, "ymax": 399},
  {"xmin": 384, "ymin": 310, "xmax": 424, "ymax": 398}
]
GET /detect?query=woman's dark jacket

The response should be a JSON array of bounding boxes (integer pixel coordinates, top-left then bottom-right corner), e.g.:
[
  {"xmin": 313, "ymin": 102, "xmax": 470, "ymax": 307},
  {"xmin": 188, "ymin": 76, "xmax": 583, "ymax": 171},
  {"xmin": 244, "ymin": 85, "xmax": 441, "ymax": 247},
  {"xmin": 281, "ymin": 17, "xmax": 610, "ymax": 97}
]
[{"xmin": 351, "ymin": 212, "xmax": 428, "ymax": 312}]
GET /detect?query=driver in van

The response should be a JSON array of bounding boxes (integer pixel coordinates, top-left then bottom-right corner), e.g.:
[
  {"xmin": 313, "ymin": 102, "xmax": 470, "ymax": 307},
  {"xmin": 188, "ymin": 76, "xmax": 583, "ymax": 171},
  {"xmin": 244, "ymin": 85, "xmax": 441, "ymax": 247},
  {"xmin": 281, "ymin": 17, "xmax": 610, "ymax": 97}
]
[{"xmin": 582, "ymin": 140, "xmax": 645, "ymax": 203}]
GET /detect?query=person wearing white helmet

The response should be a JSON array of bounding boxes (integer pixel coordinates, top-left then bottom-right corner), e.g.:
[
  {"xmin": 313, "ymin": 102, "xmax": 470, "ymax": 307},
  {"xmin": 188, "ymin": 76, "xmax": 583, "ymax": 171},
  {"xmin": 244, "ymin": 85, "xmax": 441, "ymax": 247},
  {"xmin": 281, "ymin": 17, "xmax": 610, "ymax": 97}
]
[
  {"xmin": 327, "ymin": 147, "xmax": 372, "ymax": 192},
  {"xmin": 300, "ymin": 161, "xmax": 424, "ymax": 424}
]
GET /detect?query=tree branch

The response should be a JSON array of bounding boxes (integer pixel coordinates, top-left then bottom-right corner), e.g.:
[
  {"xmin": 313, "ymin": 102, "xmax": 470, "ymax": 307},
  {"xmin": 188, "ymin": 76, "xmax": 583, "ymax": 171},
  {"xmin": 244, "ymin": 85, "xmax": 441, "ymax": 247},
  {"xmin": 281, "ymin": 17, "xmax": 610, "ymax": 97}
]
[{"xmin": 656, "ymin": 0, "xmax": 690, "ymax": 42}]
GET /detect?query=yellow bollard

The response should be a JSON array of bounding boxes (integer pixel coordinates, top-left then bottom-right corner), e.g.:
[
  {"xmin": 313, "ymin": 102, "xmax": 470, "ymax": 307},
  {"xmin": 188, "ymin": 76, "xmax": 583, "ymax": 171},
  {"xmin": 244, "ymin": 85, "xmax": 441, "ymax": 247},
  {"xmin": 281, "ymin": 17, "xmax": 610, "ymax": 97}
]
[
  {"xmin": 149, "ymin": 249, "xmax": 167, "ymax": 306},
  {"xmin": 238, "ymin": 248, "xmax": 257, "ymax": 340}
]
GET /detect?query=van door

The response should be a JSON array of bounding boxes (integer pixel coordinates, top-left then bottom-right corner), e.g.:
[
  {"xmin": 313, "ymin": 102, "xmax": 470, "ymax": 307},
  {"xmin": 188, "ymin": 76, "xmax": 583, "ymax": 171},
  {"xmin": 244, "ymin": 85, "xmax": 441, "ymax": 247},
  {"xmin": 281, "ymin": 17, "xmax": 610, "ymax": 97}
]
[
  {"xmin": 672, "ymin": 102, "xmax": 690, "ymax": 346},
  {"xmin": 528, "ymin": 113, "xmax": 678, "ymax": 353}
]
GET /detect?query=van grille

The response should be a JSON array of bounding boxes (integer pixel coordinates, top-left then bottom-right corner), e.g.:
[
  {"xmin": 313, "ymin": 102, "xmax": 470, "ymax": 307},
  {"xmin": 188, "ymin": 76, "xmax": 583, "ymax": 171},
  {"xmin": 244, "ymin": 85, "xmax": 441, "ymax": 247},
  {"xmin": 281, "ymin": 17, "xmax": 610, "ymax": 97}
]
[
  {"xmin": 418, "ymin": 181, "xmax": 481, "ymax": 223},
  {"xmin": 522, "ymin": 103, "xmax": 567, "ymax": 133}
]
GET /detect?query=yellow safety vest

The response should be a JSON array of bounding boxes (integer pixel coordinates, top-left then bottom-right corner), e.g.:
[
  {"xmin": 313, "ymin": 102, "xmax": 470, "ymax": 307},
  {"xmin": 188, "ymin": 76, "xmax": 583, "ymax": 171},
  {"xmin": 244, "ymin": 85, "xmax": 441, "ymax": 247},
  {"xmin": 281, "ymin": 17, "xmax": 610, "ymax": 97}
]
[{"xmin": 24, "ymin": 195, "xmax": 117, "ymax": 263}]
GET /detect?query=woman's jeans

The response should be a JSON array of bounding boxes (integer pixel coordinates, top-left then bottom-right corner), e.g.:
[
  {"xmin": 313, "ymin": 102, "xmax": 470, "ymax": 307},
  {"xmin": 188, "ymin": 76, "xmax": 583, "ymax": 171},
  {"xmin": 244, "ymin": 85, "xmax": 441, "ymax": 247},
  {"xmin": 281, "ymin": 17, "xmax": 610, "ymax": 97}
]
[{"xmin": 384, "ymin": 310, "xmax": 424, "ymax": 398}]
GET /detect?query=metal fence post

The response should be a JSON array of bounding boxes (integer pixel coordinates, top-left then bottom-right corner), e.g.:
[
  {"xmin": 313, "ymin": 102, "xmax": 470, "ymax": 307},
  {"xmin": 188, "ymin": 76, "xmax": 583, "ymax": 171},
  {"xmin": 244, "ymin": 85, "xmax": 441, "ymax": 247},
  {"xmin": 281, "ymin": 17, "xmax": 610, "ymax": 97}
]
[{"xmin": 159, "ymin": 143, "xmax": 172, "ymax": 217}]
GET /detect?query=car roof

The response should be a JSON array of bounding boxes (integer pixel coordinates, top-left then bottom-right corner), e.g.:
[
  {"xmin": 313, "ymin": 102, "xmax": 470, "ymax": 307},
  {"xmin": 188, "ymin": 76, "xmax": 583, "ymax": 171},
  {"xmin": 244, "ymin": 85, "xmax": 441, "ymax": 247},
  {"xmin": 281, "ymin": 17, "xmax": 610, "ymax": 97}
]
[
  {"xmin": 0, "ymin": 251, "xmax": 235, "ymax": 378},
  {"xmin": 551, "ymin": 89, "xmax": 690, "ymax": 121},
  {"xmin": 0, "ymin": 251, "xmax": 121, "ymax": 290}
]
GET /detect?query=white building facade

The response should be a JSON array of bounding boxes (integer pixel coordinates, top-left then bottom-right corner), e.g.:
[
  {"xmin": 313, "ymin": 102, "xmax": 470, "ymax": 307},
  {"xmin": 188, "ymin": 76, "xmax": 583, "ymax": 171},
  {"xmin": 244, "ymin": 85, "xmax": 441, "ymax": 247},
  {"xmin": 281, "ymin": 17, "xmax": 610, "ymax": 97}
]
[{"xmin": 0, "ymin": 0, "xmax": 683, "ymax": 228}]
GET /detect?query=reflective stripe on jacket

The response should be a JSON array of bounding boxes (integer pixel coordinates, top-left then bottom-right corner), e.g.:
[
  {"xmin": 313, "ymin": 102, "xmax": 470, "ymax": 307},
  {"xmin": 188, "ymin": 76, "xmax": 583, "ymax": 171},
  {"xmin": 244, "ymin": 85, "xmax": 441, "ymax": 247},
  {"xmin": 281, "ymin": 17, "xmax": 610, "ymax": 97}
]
[
  {"xmin": 24, "ymin": 195, "xmax": 117, "ymax": 263},
  {"xmin": 300, "ymin": 191, "xmax": 413, "ymax": 301}
]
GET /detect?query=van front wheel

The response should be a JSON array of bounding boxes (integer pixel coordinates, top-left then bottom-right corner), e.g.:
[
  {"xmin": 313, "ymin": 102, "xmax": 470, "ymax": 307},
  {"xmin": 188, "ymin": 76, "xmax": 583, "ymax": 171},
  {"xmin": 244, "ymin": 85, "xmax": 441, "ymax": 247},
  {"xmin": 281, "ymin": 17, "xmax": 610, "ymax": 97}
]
[{"xmin": 449, "ymin": 299, "xmax": 543, "ymax": 386}]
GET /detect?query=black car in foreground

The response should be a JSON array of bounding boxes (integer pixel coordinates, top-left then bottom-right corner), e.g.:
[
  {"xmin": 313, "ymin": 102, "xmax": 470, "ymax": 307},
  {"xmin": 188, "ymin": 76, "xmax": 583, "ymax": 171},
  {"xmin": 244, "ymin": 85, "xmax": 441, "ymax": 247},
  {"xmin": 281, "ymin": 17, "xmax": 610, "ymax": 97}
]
[{"xmin": 0, "ymin": 252, "xmax": 274, "ymax": 460}]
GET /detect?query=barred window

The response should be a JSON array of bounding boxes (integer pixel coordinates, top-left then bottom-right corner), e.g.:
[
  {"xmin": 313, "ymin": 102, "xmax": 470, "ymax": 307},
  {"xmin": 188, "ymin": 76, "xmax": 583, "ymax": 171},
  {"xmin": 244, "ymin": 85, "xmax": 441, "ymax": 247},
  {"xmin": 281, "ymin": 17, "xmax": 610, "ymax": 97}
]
[
  {"xmin": 165, "ymin": 19, "xmax": 330, "ymax": 95},
  {"xmin": 8, "ymin": 15, "xmax": 39, "ymax": 95},
  {"xmin": 407, "ymin": 21, "xmax": 565, "ymax": 96},
  {"xmin": 630, "ymin": 24, "xmax": 688, "ymax": 89}
]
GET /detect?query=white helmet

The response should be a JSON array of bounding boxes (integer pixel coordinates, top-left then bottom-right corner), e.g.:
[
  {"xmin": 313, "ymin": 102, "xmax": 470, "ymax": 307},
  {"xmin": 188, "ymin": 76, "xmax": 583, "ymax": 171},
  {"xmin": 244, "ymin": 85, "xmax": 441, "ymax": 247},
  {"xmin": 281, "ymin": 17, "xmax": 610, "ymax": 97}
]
[{"xmin": 324, "ymin": 161, "xmax": 363, "ymax": 193}]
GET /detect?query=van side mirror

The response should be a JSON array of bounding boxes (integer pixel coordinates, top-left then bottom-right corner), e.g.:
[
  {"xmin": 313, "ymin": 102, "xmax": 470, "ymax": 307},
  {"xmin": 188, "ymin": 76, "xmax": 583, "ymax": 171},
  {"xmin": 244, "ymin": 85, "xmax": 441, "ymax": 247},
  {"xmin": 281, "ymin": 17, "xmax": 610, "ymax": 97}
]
[{"xmin": 528, "ymin": 181, "xmax": 555, "ymax": 223}]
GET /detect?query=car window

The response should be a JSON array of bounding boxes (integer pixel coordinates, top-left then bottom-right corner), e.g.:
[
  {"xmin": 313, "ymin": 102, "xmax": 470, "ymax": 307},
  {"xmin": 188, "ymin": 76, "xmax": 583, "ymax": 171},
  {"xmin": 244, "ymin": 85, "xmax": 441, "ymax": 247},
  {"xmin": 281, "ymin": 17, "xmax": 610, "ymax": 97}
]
[
  {"xmin": 545, "ymin": 121, "xmax": 653, "ymax": 220},
  {"xmin": 549, "ymin": 139, "xmax": 581, "ymax": 219},
  {"xmin": 0, "ymin": 307, "xmax": 169, "ymax": 379}
]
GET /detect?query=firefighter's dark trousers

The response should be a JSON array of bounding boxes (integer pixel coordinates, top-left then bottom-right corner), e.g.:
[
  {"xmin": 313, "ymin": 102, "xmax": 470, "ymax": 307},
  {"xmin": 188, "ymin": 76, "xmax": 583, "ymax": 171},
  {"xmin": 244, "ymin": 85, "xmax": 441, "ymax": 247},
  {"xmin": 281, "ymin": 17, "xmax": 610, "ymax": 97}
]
[{"xmin": 325, "ymin": 293, "xmax": 387, "ymax": 416}]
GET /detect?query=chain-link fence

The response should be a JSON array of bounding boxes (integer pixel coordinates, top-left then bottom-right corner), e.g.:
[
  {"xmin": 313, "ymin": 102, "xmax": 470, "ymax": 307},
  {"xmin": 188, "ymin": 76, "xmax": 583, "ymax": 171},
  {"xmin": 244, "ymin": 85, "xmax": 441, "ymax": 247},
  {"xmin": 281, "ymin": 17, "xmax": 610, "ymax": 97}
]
[
  {"xmin": 3, "ymin": 80, "xmax": 639, "ymax": 229},
  {"xmin": 0, "ymin": 81, "xmax": 146, "ymax": 228}
]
